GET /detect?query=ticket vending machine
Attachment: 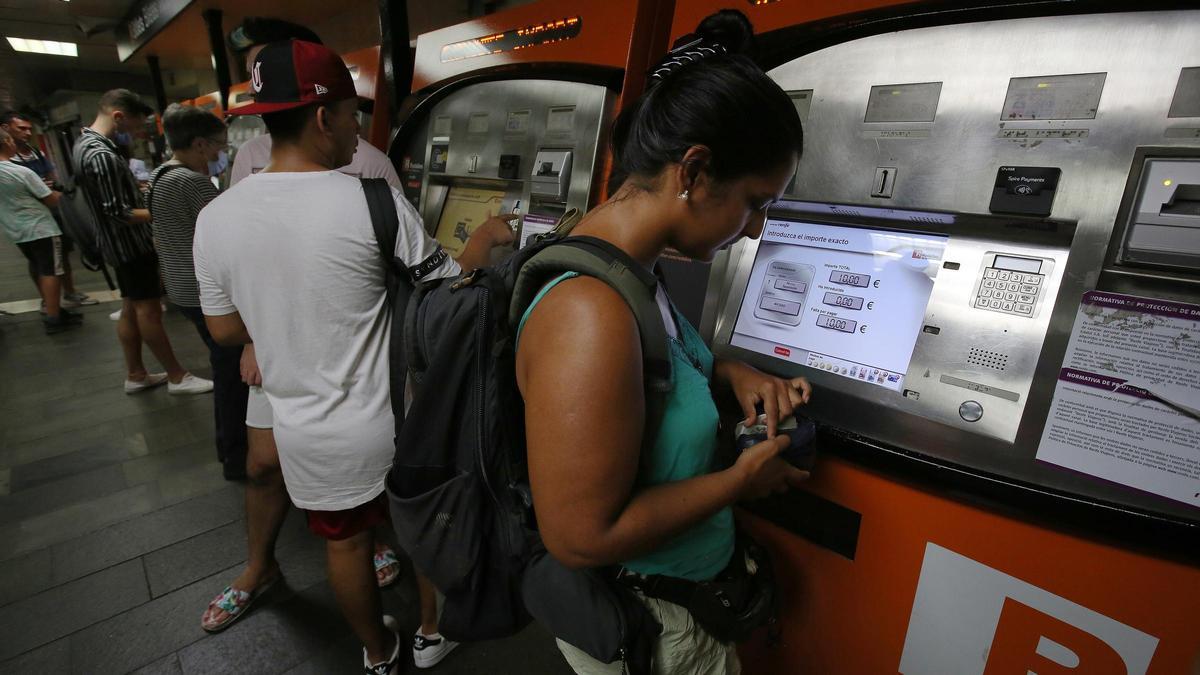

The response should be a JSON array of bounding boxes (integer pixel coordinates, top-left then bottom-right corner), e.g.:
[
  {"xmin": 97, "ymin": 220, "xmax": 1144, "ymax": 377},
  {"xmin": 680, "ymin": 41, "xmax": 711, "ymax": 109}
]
[
  {"xmin": 388, "ymin": 0, "xmax": 670, "ymax": 256},
  {"xmin": 674, "ymin": 4, "xmax": 1200, "ymax": 673}
]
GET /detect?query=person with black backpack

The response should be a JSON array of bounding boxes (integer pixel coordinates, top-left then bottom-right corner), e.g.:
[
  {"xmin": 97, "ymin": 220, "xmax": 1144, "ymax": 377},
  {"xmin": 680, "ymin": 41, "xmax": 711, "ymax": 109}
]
[
  {"xmin": 74, "ymin": 89, "xmax": 212, "ymax": 395},
  {"xmin": 521, "ymin": 12, "xmax": 808, "ymax": 674},
  {"xmin": 386, "ymin": 11, "xmax": 809, "ymax": 675},
  {"xmin": 192, "ymin": 40, "xmax": 513, "ymax": 675}
]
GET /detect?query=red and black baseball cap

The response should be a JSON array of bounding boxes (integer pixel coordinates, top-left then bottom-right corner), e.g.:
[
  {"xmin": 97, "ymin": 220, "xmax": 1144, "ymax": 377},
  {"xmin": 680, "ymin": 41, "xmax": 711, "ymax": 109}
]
[{"xmin": 230, "ymin": 40, "xmax": 355, "ymax": 117}]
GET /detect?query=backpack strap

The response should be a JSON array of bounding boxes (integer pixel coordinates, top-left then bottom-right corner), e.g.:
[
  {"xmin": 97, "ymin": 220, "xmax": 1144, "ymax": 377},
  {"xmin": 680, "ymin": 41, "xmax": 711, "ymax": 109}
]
[
  {"xmin": 361, "ymin": 177, "xmax": 415, "ymax": 424},
  {"xmin": 146, "ymin": 164, "xmax": 187, "ymax": 217},
  {"xmin": 510, "ymin": 236, "xmax": 674, "ymax": 447}
]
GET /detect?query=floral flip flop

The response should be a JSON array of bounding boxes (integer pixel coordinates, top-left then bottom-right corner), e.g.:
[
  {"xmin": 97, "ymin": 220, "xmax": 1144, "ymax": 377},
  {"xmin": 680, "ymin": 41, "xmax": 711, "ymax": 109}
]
[
  {"xmin": 200, "ymin": 573, "xmax": 281, "ymax": 633},
  {"xmin": 374, "ymin": 547, "xmax": 401, "ymax": 588}
]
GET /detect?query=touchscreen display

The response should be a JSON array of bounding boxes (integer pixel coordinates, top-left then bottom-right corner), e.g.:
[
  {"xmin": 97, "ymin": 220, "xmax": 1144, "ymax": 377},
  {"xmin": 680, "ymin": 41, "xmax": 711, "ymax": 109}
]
[
  {"xmin": 434, "ymin": 186, "xmax": 506, "ymax": 258},
  {"xmin": 731, "ymin": 219, "xmax": 948, "ymax": 392}
]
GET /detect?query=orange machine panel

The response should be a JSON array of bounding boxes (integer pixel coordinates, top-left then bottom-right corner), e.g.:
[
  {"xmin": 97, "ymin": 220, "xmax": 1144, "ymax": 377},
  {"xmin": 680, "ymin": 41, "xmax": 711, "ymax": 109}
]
[
  {"xmin": 671, "ymin": 0, "xmax": 925, "ymax": 40},
  {"xmin": 737, "ymin": 456, "xmax": 1200, "ymax": 673},
  {"xmin": 191, "ymin": 91, "xmax": 224, "ymax": 119},
  {"xmin": 411, "ymin": 0, "xmax": 654, "ymax": 93}
]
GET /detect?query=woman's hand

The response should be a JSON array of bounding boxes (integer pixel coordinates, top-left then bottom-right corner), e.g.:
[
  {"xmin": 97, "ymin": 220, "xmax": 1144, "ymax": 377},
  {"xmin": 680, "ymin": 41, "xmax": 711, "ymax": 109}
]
[
  {"xmin": 716, "ymin": 359, "xmax": 811, "ymax": 438},
  {"xmin": 240, "ymin": 344, "xmax": 262, "ymax": 386},
  {"xmin": 732, "ymin": 435, "xmax": 810, "ymax": 500}
]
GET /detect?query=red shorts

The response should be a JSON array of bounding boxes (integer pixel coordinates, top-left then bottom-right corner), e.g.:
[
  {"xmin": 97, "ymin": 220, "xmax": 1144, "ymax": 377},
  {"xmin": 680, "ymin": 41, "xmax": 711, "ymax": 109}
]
[{"xmin": 305, "ymin": 492, "xmax": 390, "ymax": 540}]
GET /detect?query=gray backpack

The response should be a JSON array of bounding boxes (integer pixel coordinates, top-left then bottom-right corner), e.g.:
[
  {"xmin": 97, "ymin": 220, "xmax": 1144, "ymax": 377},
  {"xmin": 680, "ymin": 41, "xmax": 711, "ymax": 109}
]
[{"xmin": 61, "ymin": 139, "xmax": 111, "ymax": 279}]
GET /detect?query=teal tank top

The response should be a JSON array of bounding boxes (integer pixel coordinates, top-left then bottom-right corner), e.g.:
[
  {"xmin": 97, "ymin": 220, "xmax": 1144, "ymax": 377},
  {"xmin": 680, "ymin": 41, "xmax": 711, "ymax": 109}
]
[{"xmin": 518, "ymin": 272, "xmax": 734, "ymax": 581}]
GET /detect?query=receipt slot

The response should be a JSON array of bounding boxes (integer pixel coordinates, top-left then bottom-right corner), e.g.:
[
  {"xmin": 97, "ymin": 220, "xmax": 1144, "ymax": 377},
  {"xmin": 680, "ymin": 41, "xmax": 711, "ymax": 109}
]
[
  {"xmin": 530, "ymin": 149, "xmax": 573, "ymax": 202},
  {"xmin": 1120, "ymin": 156, "xmax": 1200, "ymax": 270}
]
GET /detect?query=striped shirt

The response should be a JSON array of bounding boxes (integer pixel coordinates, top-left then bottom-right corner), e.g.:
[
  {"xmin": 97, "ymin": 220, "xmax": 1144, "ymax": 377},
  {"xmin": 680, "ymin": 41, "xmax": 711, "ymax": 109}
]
[
  {"xmin": 73, "ymin": 128, "xmax": 154, "ymax": 265},
  {"xmin": 147, "ymin": 163, "xmax": 219, "ymax": 307}
]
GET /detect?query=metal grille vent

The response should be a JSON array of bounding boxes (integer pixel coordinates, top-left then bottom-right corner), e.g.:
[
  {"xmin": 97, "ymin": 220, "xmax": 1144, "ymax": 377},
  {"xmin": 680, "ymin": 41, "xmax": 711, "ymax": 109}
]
[
  {"xmin": 907, "ymin": 215, "xmax": 945, "ymax": 224},
  {"xmin": 967, "ymin": 347, "xmax": 1009, "ymax": 371}
]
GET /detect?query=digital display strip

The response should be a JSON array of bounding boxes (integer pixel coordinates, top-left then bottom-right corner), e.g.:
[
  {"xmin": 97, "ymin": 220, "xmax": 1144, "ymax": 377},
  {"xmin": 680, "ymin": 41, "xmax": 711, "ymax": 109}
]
[{"xmin": 440, "ymin": 16, "xmax": 581, "ymax": 63}]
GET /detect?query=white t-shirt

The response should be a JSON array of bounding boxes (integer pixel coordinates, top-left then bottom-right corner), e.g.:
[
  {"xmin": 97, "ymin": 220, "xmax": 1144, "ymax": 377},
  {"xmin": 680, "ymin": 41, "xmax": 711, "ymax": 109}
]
[
  {"xmin": 229, "ymin": 134, "xmax": 402, "ymax": 188},
  {"xmin": 193, "ymin": 171, "xmax": 459, "ymax": 509}
]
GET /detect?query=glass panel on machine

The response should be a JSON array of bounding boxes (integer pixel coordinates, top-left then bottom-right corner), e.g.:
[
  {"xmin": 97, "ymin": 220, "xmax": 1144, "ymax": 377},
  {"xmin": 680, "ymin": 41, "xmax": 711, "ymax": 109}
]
[
  {"xmin": 992, "ymin": 255, "xmax": 1042, "ymax": 273},
  {"xmin": 1169, "ymin": 67, "xmax": 1200, "ymax": 118},
  {"xmin": 730, "ymin": 219, "xmax": 948, "ymax": 392},
  {"xmin": 434, "ymin": 185, "xmax": 506, "ymax": 258},
  {"xmin": 1001, "ymin": 73, "xmax": 1106, "ymax": 120},
  {"xmin": 864, "ymin": 82, "xmax": 942, "ymax": 123}
]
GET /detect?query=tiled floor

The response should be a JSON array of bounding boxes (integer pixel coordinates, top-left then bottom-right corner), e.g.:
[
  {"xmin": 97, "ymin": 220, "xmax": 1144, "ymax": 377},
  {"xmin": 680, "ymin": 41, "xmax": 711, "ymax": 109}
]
[{"xmin": 0, "ymin": 239, "xmax": 573, "ymax": 674}]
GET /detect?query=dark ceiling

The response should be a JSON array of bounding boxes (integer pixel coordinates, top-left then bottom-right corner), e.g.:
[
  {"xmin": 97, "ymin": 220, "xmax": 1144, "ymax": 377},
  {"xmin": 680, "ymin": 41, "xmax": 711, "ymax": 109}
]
[{"xmin": 0, "ymin": 1, "xmax": 537, "ymax": 113}]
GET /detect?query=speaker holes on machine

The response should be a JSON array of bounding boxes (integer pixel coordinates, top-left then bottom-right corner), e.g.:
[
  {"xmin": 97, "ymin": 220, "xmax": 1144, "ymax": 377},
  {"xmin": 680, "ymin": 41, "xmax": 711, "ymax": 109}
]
[{"xmin": 967, "ymin": 347, "xmax": 1009, "ymax": 371}]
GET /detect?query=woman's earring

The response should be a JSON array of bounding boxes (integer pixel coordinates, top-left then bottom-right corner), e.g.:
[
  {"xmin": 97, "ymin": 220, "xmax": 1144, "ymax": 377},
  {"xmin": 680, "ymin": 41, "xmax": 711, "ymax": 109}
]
[{"xmin": 677, "ymin": 190, "xmax": 689, "ymax": 201}]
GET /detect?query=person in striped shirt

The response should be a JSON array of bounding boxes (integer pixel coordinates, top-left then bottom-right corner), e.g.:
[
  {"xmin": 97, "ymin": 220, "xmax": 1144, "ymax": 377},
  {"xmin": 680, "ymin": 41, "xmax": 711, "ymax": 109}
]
[
  {"xmin": 74, "ymin": 89, "xmax": 212, "ymax": 395},
  {"xmin": 149, "ymin": 104, "xmax": 243, "ymax": 475}
]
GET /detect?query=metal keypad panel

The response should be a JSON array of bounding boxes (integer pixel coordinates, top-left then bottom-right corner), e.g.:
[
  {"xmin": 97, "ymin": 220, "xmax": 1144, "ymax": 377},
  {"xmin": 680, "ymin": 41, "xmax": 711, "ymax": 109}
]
[{"xmin": 975, "ymin": 268, "xmax": 1044, "ymax": 316}]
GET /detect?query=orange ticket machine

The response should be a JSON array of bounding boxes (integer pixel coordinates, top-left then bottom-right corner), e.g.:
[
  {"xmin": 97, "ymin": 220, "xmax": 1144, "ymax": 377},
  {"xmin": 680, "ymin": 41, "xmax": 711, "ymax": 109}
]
[
  {"xmin": 678, "ymin": 3, "xmax": 1200, "ymax": 673},
  {"xmin": 387, "ymin": 0, "xmax": 671, "ymax": 254}
]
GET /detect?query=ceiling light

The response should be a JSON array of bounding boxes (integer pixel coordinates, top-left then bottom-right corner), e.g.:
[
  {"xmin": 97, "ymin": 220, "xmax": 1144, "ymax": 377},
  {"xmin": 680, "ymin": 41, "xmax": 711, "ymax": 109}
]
[{"xmin": 6, "ymin": 37, "xmax": 79, "ymax": 57}]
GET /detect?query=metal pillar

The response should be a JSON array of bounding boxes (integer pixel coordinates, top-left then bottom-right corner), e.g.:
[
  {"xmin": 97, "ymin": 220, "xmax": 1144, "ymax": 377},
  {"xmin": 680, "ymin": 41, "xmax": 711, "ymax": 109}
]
[
  {"xmin": 202, "ymin": 9, "xmax": 233, "ymax": 111},
  {"xmin": 378, "ymin": 0, "xmax": 413, "ymax": 111},
  {"xmin": 147, "ymin": 55, "xmax": 168, "ymax": 113},
  {"xmin": 146, "ymin": 54, "xmax": 167, "ymax": 164}
]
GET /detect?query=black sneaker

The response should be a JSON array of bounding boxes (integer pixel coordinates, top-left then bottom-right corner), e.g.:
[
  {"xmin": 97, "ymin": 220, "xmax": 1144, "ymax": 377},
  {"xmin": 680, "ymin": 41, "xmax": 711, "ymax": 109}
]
[
  {"xmin": 41, "ymin": 304, "xmax": 84, "ymax": 323},
  {"xmin": 43, "ymin": 315, "xmax": 81, "ymax": 334}
]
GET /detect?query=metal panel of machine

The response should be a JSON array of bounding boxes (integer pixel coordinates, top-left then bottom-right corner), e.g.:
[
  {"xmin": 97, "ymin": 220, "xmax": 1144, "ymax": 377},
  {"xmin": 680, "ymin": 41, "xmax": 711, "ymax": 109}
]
[
  {"xmin": 406, "ymin": 79, "xmax": 613, "ymax": 247},
  {"xmin": 704, "ymin": 10, "xmax": 1200, "ymax": 523}
]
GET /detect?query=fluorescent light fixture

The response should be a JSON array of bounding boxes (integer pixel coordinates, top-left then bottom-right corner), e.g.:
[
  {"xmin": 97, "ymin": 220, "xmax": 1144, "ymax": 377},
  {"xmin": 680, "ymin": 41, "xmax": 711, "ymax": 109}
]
[{"xmin": 6, "ymin": 37, "xmax": 79, "ymax": 57}]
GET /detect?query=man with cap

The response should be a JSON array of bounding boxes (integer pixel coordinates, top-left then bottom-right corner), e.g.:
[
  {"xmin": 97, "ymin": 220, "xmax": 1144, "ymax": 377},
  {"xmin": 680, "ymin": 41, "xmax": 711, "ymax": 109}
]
[
  {"xmin": 214, "ymin": 14, "xmax": 412, "ymax": 619},
  {"xmin": 193, "ymin": 40, "xmax": 513, "ymax": 674},
  {"xmin": 196, "ymin": 16, "xmax": 408, "ymax": 642}
]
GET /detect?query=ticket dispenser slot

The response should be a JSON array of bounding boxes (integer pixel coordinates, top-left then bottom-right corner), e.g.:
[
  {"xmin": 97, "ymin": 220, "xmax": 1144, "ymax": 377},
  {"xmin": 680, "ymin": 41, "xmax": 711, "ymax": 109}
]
[
  {"xmin": 1121, "ymin": 157, "xmax": 1200, "ymax": 270},
  {"xmin": 530, "ymin": 149, "xmax": 573, "ymax": 202}
]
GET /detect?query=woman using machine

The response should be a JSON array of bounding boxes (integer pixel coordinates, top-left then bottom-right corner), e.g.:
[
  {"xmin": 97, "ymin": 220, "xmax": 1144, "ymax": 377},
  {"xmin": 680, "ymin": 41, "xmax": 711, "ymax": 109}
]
[{"xmin": 516, "ymin": 11, "xmax": 811, "ymax": 674}]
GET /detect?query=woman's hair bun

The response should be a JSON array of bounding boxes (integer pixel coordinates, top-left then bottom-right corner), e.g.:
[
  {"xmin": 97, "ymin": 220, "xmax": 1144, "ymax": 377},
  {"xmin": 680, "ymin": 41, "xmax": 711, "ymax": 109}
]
[{"xmin": 694, "ymin": 9, "xmax": 754, "ymax": 56}]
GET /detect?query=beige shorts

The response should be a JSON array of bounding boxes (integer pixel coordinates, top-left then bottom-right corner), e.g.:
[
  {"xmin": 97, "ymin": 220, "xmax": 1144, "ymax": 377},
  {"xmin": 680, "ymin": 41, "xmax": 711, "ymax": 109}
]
[
  {"xmin": 245, "ymin": 386, "xmax": 273, "ymax": 429},
  {"xmin": 556, "ymin": 594, "xmax": 741, "ymax": 675}
]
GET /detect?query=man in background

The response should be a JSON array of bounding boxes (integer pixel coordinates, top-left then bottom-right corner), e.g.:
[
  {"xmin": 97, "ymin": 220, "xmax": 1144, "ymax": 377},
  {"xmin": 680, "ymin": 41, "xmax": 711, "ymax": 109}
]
[
  {"xmin": 74, "ymin": 89, "xmax": 212, "ymax": 395},
  {"xmin": 0, "ymin": 127, "xmax": 79, "ymax": 334},
  {"xmin": 149, "ymin": 103, "xmax": 248, "ymax": 480},
  {"xmin": 195, "ymin": 15, "xmax": 407, "ymax": 639},
  {"xmin": 1, "ymin": 109, "xmax": 98, "ymax": 308},
  {"xmin": 194, "ymin": 40, "xmax": 511, "ymax": 673}
]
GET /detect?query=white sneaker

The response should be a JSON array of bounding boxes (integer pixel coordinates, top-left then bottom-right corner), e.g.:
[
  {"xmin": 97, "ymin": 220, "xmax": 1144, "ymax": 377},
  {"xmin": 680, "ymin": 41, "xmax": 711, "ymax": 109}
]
[
  {"xmin": 413, "ymin": 630, "xmax": 458, "ymax": 669},
  {"xmin": 125, "ymin": 372, "xmax": 168, "ymax": 394},
  {"xmin": 168, "ymin": 373, "xmax": 214, "ymax": 395},
  {"xmin": 109, "ymin": 308, "xmax": 122, "ymax": 321},
  {"xmin": 364, "ymin": 615, "xmax": 402, "ymax": 675}
]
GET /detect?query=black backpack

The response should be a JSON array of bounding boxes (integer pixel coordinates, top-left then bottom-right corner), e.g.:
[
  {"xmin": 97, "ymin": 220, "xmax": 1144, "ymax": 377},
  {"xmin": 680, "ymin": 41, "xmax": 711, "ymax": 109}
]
[
  {"xmin": 62, "ymin": 138, "xmax": 113, "ymax": 278},
  {"xmin": 361, "ymin": 179, "xmax": 672, "ymax": 671}
]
